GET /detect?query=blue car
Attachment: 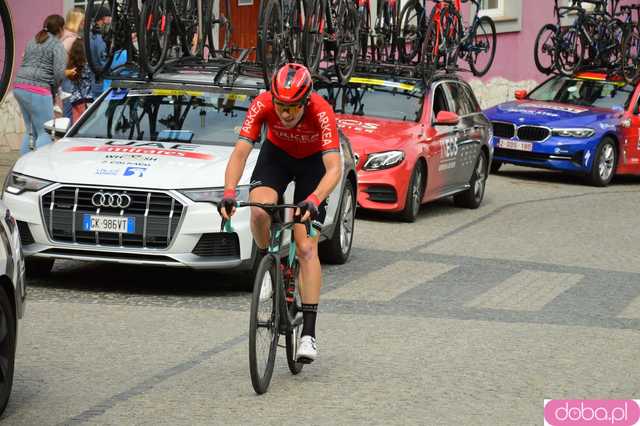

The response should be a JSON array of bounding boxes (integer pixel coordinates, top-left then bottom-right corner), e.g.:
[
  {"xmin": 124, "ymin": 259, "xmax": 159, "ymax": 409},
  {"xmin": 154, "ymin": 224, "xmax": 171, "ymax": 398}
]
[{"xmin": 484, "ymin": 72, "xmax": 640, "ymax": 186}]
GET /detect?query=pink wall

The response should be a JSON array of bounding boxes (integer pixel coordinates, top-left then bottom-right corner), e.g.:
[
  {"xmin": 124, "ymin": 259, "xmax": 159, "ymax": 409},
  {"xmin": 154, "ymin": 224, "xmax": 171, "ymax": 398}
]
[
  {"xmin": 472, "ymin": 0, "xmax": 639, "ymax": 83},
  {"xmin": 7, "ymin": 0, "xmax": 64, "ymax": 82}
]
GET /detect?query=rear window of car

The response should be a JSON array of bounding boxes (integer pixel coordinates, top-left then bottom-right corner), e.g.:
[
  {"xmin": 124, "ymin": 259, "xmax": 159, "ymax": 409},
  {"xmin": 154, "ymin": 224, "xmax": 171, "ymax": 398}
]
[
  {"xmin": 71, "ymin": 89, "xmax": 258, "ymax": 146},
  {"xmin": 317, "ymin": 79, "xmax": 425, "ymax": 122}
]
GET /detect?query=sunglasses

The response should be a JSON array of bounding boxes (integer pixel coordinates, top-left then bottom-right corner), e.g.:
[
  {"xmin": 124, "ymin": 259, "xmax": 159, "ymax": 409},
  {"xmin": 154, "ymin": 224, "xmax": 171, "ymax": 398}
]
[{"xmin": 273, "ymin": 98, "xmax": 305, "ymax": 113}]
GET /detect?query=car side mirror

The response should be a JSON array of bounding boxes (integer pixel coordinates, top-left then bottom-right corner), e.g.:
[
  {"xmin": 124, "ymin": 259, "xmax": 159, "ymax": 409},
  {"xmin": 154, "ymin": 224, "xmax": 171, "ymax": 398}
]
[
  {"xmin": 515, "ymin": 89, "xmax": 528, "ymax": 100},
  {"xmin": 434, "ymin": 111, "xmax": 460, "ymax": 126},
  {"xmin": 44, "ymin": 118, "xmax": 70, "ymax": 138}
]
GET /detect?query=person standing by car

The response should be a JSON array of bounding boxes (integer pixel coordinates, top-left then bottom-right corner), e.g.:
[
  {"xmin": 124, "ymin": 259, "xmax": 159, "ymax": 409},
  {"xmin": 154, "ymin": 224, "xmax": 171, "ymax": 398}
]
[
  {"xmin": 60, "ymin": 7, "xmax": 85, "ymax": 120},
  {"xmin": 219, "ymin": 63, "xmax": 342, "ymax": 363},
  {"xmin": 14, "ymin": 14, "xmax": 72, "ymax": 155},
  {"xmin": 66, "ymin": 38, "xmax": 94, "ymax": 123},
  {"xmin": 88, "ymin": 6, "xmax": 111, "ymax": 100}
]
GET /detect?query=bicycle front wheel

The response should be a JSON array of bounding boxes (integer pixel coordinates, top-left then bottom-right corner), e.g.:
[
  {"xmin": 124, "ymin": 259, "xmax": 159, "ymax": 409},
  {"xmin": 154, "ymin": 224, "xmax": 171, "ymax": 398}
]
[
  {"xmin": 334, "ymin": 0, "xmax": 359, "ymax": 83},
  {"xmin": 303, "ymin": 0, "xmax": 325, "ymax": 73},
  {"xmin": 258, "ymin": 0, "xmax": 285, "ymax": 88},
  {"xmin": 0, "ymin": 0, "xmax": 14, "ymax": 105},
  {"xmin": 85, "ymin": 0, "xmax": 117, "ymax": 76},
  {"xmin": 249, "ymin": 254, "xmax": 280, "ymax": 395},
  {"xmin": 556, "ymin": 27, "xmax": 584, "ymax": 76},
  {"xmin": 534, "ymin": 24, "xmax": 558, "ymax": 75},
  {"xmin": 468, "ymin": 15, "xmax": 496, "ymax": 77}
]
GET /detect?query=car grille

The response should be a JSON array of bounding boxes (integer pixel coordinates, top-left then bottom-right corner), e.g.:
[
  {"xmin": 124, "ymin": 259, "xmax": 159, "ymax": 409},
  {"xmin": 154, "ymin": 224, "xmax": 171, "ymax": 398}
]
[
  {"xmin": 41, "ymin": 187, "xmax": 184, "ymax": 249},
  {"xmin": 192, "ymin": 233, "xmax": 240, "ymax": 258},
  {"xmin": 517, "ymin": 126, "xmax": 550, "ymax": 142},
  {"xmin": 492, "ymin": 122, "xmax": 515, "ymax": 138}
]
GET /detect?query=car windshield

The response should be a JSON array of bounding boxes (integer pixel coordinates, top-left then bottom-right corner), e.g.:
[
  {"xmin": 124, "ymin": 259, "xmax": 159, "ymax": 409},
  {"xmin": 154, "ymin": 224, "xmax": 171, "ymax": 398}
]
[
  {"xmin": 317, "ymin": 80, "xmax": 424, "ymax": 122},
  {"xmin": 527, "ymin": 77, "xmax": 634, "ymax": 110},
  {"xmin": 72, "ymin": 89, "xmax": 257, "ymax": 146}
]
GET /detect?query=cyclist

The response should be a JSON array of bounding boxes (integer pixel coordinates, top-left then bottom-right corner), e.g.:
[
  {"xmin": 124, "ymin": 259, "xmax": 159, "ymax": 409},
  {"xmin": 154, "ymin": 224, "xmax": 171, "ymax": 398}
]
[{"xmin": 219, "ymin": 63, "xmax": 342, "ymax": 363}]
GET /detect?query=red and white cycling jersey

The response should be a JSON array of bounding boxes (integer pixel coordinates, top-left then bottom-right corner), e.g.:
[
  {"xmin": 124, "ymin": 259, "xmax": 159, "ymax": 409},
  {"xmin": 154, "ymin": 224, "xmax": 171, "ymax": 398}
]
[{"xmin": 238, "ymin": 92, "xmax": 340, "ymax": 159}]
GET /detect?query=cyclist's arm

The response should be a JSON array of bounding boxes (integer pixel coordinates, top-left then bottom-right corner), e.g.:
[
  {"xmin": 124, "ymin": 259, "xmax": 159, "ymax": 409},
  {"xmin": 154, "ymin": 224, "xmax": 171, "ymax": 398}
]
[
  {"xmin": 312, "ymin": 152, "xmax": 342, "ymax": 203},
  {"xmin": 224, "ymin": 140, "xmax": 253, "ymax": 193}
]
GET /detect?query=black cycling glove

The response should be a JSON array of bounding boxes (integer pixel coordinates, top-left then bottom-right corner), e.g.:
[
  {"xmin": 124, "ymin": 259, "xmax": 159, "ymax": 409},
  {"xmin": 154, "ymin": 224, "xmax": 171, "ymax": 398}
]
[
  {"xmin": 296, "ymin": 195, "xmax": 320, "ymax": 221},
  {"xmin": 217, "ymin": 189, "xmax": 237, "ymax": 217}
]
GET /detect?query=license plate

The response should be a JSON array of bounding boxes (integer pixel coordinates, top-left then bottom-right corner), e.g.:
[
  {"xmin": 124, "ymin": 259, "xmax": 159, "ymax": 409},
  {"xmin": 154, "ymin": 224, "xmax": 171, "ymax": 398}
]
[
  {"xmin": 497, "ymin": 139, "xmax": 533, "ymax": 152},
  {"xmin": 82, "ymin": 215, "xmax": 135, "ymax": 233}
]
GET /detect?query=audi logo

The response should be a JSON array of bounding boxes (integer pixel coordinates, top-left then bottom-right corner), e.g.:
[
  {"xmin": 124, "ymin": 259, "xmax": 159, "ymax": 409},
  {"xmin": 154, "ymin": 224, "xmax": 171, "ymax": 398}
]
[{"xmin": 91, "ymin": 192, "xmax": 132, "ymax": 209}]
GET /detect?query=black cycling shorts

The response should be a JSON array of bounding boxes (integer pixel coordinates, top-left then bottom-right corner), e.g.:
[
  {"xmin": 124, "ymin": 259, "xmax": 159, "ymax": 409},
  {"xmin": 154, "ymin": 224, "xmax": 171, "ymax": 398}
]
[{"xmin": 250, "ymin": 140, "xmax": 328, "ymax": 225}]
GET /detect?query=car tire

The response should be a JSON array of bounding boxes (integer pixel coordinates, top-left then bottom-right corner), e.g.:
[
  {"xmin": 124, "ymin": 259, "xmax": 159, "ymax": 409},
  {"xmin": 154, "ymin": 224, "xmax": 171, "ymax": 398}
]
[
  {"xmin": 0, "ymin": 285, "xmax": 16, "ymax": 416},
  {"xmin": 319, "ymin": 179, "xmax": 356, "ymax": 264},
  {"xmin": 490, "ymin": 160, "xmax": 502, "ymax": 174},
  {"xmin": 398, "ymin": 162, "xmax": 425, "ymax": 223},
  {"xmin": 587, "ymin": 137, "xmax": 617, "ymax": 187},
  {"xmin": 25, "ymin": 258, "xmax": 54, "ymax": 279},
  {"xmin": 454, "ymin": 149, "xmax": 488, "ymax": 209}
]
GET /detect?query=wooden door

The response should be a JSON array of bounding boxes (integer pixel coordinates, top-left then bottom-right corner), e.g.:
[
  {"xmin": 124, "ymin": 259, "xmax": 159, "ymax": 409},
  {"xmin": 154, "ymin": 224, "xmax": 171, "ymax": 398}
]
[{"xmin": 224, "ymin": 0, "xmax": 261, "ymax": 51}]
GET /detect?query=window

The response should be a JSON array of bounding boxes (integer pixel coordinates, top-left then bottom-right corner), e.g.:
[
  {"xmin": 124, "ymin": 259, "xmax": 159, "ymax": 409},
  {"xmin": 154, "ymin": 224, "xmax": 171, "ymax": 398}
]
[
  {"xmin": 432, "ymin": 84, "xmax": 451, "ymax": 121},
  {"xmin": 475, "ymin": 0, "xmax": 522, "ymax": 33},
  {"xmin": 64, "ymin": 0, "xmax": 86, "ymax": 13}
]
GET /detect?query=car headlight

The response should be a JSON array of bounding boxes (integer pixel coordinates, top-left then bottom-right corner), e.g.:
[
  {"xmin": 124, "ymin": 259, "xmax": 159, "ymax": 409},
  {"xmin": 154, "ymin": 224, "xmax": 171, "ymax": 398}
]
[
  {"xmin": 362, "ymin": 151, "xmax": 405, "ymax": 170},
  {"xmin": 551, "ymin": 128, "xmax": 595, "ymax": 138},
  {"xmin": 179, "ymin": 185, "xmax": 251, "ymax": 203},
  {"xmin": 3, "ymin": 172, "xmax": 53, "ymax": 196}
]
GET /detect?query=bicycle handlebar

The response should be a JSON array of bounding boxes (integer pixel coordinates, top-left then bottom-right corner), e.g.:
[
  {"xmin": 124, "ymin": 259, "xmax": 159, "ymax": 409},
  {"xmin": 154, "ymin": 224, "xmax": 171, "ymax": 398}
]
[{"xmin": 216, "ymin": 202, "xmax": 317, "ymax": 237}]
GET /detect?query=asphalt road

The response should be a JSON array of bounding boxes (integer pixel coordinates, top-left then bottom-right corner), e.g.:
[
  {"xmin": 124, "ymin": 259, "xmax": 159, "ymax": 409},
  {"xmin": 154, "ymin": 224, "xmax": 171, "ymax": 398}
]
[{"xmin": 4, "ymin": 165, "xmax": 640, "ymax": 425}]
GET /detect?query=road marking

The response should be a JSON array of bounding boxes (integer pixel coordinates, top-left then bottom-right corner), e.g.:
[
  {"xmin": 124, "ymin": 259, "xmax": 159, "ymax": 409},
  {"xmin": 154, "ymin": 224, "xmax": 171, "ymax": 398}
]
[
  {"xmin": 465, "ymin": 270, "xmax": 583, "ymax": 311},
  {"xmin": 618, "ymin": 295, "xmax": 640, "ymax": 319},
  {"xmin": 323, "ymin": 261, "xmax": 455, "ymax": 302}
]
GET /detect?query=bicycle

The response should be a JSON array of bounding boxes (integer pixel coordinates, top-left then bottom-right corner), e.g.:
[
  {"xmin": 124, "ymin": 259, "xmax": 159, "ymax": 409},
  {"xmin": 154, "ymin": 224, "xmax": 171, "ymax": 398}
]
[
  {"xmin": 620, "ymin": 4, "xmax": 640, "ymax": 83},
  {"xmin": 256, "ymin": 0, "xmax": 306, "ymax": 87},
  {"xmin": 84, "ymin": 0, "xmax": 141, "ymax": 77},
  {"xmin": 139, "ymin": 0, "xmax": 232, "ymax": 75},
  {"xmin": 219, "ymin": 202, "xmax": 314, "ymax": 394},
  {"xmin": 0, "ymin": 0, "xmax": 13, "ymax": 105},
  {"xmin": 372, "ymin": 0, "xmax": 401, "ymax": 63},
  {"xmin": 303, "ymin": 0, "xmax": 360, "ymax": 83}
]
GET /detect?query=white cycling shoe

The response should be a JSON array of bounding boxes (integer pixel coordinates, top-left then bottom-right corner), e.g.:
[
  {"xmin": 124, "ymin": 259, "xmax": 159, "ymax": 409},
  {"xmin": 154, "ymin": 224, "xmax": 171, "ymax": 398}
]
[{"xmin": 296, "ymin": 335, "xmax": 318, "ymax": 364}]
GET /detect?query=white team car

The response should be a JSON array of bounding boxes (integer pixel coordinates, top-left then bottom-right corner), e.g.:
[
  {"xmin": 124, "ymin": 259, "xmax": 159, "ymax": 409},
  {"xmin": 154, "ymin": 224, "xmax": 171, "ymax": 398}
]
[
  {"xmin": 1, "ymin": 70, "xmax": 357, "ymax": 281},
  {"xmin": 0, "ymin": 201, "xmax": 26, "ymax": 415}
]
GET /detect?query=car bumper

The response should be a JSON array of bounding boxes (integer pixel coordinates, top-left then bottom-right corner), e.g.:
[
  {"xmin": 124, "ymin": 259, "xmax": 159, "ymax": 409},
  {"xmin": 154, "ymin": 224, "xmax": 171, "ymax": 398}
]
[
  {"xmin": 3, "ymin": 187, "xmax": 255, "ymax": 270},
  {"xmin": 356, "ymin": 161, "xmax": 412, "ymax": 212},
  {"xmin": 491, "ymin": 136, "xmax": 596, "ymax": 173}
]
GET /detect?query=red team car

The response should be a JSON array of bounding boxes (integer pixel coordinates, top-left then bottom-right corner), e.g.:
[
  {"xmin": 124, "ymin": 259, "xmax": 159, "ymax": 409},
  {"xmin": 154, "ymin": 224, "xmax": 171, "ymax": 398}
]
[{"xmin": 318, "ymin": 73, "xmax": 493, "ymax": 221}]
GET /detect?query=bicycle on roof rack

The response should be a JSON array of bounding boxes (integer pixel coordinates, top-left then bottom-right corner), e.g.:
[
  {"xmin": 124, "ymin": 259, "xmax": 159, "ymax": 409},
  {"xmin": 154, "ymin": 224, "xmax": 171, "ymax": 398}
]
[
  {"xmin": 0, "ymin": 0, "xmax": 14, "ymax": 104},
  {"xmin": 138, "ymin": 0, "xmax": 232, "ymax": 76},
  {"xmin": 419, "ymin": 0, "xmax": 496, "ymax": 77},
  {"xmin": 534, "ymin": 0, "xmax": 632, "ymax": 78},
  {"xmin": 619, "ymin": 4, "xmax": 640, "ymax": 84},
  {"xmin": 303, "ymin": 0, "xmax": 360, "ymax": 84}
]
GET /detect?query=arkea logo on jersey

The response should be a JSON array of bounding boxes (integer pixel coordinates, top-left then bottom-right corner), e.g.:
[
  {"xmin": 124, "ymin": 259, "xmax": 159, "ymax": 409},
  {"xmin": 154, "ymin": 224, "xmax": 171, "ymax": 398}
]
[
  {"xmin": 241, "ymin": 100, "xmax": 265, "ymax": 134},
  {"xmin": 317, "ymin": 111, "xmax": 333, "ymax": 146}
]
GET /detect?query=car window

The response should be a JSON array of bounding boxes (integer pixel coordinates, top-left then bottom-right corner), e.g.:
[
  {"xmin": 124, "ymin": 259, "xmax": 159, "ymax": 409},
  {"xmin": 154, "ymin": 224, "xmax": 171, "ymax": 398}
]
[
  {"xmin": 445, "ymin": 82, "xmax": 477, "ymax": 116},
  {"xmin": 431, "ymin": 83, "xmax": 451, "ymax": 120},
  {"xmin": 462, "ymin": 85, "xmax": 481, "ymax": 113},
  {"xmin": 317, "ymin": 81, "xmax": 424, "ymax": 122},
  {"xmin": 72, "ymin": 91, "xmax": 256, "ymax": 146},
  {"xmin": 527, "ymin": 77, "xmax": 635, "ymax": 110}
]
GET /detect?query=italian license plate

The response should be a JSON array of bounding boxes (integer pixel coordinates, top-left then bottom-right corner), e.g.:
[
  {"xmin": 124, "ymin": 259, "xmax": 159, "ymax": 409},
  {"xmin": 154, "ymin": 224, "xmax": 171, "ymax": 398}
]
[
  {"xmin": 497, "ymin": 139, "xmax": 533, "ymax": 152},
  {"xmin": 82, "ymin": 215, "xmax": 135, "ymax": 233}
]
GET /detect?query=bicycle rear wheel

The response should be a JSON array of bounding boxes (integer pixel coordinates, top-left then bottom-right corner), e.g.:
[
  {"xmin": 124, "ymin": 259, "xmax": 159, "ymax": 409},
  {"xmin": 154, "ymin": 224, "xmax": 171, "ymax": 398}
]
[
  {"xmin": 398, "ymin": 0, "xmax": 422, "ymax": 63},
  {"xmin": 259, "ymin": 0, "xmax": 285, "ymax": 88},
  {"xmin": 622, "ymin": 26, "xmax": 640, "ymax": 84},
  {"xmin": 284, "ymin": 260, "xmax": 304, "ymax": 375},
  {"xmin": 357, "ymin": 5, "xmax": 371, "ymax": 62},
  {"xmin": 303, "ymin": 0, "xmax": 325, "ymax": 73},
  {"xmin": 0, "ymin": 0, "xmax": 14, "ymax": 105},
  {"xmin": 467, "ymin": 15, "xmax": 496, "ymax": 77},
  {"xmin": 334, "ymin": 0, "xmax": 359, "ymax": 83},
  {"xmin": 249, "ymin": 254, "xmax": 280, "ymax": 394},
  {"xmin": 139, "ymin": 0, "xmax": 173, "ymax": 75},
  {"xmin": 556, "ymin": 27, "xmax": 584, "ymax": 76}
]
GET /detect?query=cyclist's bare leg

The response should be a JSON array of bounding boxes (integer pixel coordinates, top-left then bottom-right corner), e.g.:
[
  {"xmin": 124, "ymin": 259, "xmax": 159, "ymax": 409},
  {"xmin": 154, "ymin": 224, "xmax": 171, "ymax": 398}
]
[
  {"xmin": 249, "ymin": 187, "xmax": 278, "ymax": 249},
  {"xmin": 292, "ymin": 224, "xmax": 321, "ymax": 304}
]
